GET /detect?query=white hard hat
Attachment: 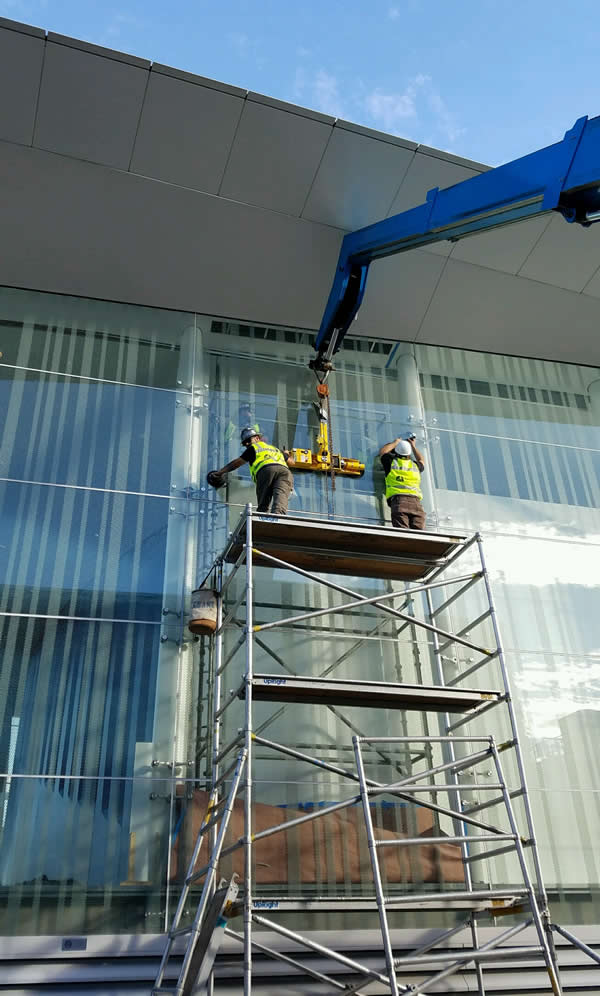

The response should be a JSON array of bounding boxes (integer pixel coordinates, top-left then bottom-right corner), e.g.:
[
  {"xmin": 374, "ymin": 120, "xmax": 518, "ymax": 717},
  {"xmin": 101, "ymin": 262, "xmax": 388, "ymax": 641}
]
[
  {"xmin": 240, "ymin": 425, "xmax": 259, "ymax": 444},
  {"xmin": 395, "ymin": 440, "xmax": 412, "ymax": 457}
]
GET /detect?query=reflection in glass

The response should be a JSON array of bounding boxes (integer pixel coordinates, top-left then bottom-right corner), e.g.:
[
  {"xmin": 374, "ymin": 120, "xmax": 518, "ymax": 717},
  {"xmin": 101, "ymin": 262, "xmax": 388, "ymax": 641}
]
[
  {"xmin": 0, "ymin": 775, "xmax": 177, "ymax": 935},
  {"xmin": 0, "ymin": 618, "xmax": 161, "ymax": 778},
  {"xmin": 0, "ymin": 482, "xmax": 173, "ymax": 620}
]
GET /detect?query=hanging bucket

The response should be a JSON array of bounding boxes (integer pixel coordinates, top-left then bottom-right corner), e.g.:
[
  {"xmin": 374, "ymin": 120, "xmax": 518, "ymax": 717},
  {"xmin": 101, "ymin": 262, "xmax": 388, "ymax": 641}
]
[{"xmin": 188, "ymin": 587, "xmax": 218, "ymax": 636}]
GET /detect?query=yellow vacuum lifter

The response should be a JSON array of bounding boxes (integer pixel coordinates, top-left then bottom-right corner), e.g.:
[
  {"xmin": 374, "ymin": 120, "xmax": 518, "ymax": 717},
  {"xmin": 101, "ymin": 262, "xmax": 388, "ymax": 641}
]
[{"xmin": 287, "ymin": 384, "xmax": 364, "ymax": 479}]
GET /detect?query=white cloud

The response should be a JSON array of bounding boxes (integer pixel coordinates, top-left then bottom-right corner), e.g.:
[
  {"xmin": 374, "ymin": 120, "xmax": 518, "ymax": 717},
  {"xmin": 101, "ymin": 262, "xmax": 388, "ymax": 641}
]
[
  {"xmin": 428, "ymin": 90, "xmax": 466, "ymax": 146},
  {"xmin": 364, "ymin": 74, "xmax": 429, "ymax": 131},
  {"xmin": 388, "ymin": 5, "xmax": 401, "ymax": 17},
  {"xmin": 293, "ymin": 68, "xmax": 345, "ymax": 119}
]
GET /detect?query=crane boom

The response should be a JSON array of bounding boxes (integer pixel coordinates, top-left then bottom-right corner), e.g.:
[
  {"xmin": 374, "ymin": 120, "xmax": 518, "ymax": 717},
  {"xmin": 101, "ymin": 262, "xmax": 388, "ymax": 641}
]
[{"xmin": 313, "ymin": 114, "xmax": 600, "ymax": 373}]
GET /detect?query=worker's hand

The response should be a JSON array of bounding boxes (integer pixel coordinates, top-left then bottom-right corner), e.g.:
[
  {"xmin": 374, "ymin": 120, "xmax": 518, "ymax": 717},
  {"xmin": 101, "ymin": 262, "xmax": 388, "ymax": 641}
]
[
  {"xmin": 207, "ymin": 470, "xmax": 226, "ymax": 489},
  {"xmin": 406, "ymin": 433, "xmax": 417, "ymax": 442}
]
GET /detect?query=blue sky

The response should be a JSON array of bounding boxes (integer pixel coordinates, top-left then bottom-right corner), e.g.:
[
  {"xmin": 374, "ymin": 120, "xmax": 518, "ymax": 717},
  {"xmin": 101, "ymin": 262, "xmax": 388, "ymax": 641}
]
[{"xmin": 2, "ymin": 0, "xmax": 599, "ymax": 165}]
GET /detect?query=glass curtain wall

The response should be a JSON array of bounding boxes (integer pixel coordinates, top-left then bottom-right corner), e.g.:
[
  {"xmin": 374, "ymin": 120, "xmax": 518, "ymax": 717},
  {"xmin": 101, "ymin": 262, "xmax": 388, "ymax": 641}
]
[{"xmin": 0, "ymin": 285, "xmax": 599, "ymax": 934}]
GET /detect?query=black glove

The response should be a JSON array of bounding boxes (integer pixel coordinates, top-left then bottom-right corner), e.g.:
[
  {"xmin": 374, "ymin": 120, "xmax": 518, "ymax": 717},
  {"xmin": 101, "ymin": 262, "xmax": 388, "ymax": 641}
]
[{"xmin": 207, "ymin": 470, "xmax": 226, "ymax": 489}]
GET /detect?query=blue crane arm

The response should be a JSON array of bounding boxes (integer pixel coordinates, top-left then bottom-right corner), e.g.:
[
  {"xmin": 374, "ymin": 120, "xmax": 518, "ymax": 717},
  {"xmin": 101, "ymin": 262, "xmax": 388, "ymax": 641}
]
[{"xmin": 314, "ymin": 114, "xmax": 600, "ymax": 365}]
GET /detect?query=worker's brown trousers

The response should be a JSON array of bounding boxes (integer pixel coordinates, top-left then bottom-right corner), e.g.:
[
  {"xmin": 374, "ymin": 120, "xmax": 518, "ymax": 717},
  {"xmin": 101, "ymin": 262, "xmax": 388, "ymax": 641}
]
[
  {"xmin": 388, "ymin": 494, "xmax": 426, "ymax": 530},
  {"xmin": 255, "ymin": 464, "xmax": 293, "ymax": 515}
]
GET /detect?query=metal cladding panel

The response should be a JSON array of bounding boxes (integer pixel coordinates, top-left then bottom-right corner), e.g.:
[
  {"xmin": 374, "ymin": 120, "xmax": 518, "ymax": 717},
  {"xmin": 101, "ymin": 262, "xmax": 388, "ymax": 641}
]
[
  {"xmin": 584, "ymin": 265, "xmax": 600, "ymax": 299},
  {"xmin": 219, "ymin": 98, "xmax": 332, "ymax": 216},
  {"xmin": 130, "ymin": 71, "xmax": 244, "ymax": 193},
  {"xmin": 450, "ymin": 215, "xmax": 550, "ymax": 274},
  {"xmin": 0, "ymin": 141, "xmax": 342, "ymax": 329},
  {"xmin": 518, "ymin": 213, "xmax": 600, "ymax": 291},
  {"xmin": 417, "ymin": 256, "xmax": 600, "ymax": 365},
  {"xmin": 353, "ymin": 250, "xmax": 446, "ymax": 340},
  {"xmin": 302, "ymin": 125, "xmax": 414, "ymax": 230},
  {"xmin": 33, "ymin": 41, "xmax": 148, "ymax": 168},
  {"xmin": 0, "ymin": 25, "xmax": 44, "ymax": 145},
  {"xmin": 388, "ymin": 151, "xmax": 481, "ymax": 216}
]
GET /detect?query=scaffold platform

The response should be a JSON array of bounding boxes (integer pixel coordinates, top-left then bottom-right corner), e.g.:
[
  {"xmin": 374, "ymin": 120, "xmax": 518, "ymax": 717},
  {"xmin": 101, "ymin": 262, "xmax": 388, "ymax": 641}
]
[
  {"xmin": 223, "ymin": 511, "xmax": 465, "ymax": 581},
  {"xmin": 247, "ymin": 673, "xmax": 499, "ymax": 712}
]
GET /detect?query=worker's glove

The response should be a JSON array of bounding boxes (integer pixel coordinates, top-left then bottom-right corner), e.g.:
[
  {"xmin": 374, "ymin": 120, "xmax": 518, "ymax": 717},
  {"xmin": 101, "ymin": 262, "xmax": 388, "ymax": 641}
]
[{"xmin": 207, "ymin": 470, "xmax": 226, "ymax": 490}]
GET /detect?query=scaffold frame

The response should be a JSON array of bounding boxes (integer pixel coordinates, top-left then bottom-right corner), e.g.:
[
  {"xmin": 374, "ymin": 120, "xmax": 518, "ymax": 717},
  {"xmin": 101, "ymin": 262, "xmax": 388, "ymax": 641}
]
[{"xmin": 154, "ymin": 505, "xmax": 567, "ymax": 996}]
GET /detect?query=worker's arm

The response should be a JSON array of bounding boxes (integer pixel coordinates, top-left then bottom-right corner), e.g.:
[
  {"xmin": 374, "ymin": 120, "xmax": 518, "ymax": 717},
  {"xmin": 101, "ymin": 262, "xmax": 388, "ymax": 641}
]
[
  {"xmin": 379, "ymin": 438, "xmax": 403, "ymax": 457},
  {"xmin": 409, "ymin": 438, "xmax": 425, "ymax": 472},
  {"xmin": 214, "ymin": 456, "xmax": 245, "ymax": 476},
  {"xmin": 282, "ymin": 448, "xmax": 294, "ymax": 468}
]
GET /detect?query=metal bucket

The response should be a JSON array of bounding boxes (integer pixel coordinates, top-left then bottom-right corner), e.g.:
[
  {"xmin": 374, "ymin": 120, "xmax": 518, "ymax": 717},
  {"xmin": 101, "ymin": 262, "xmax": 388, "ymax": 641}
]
[{"xmin": 188, "ymin": 587, "xmax": 218, "ymax": 636}]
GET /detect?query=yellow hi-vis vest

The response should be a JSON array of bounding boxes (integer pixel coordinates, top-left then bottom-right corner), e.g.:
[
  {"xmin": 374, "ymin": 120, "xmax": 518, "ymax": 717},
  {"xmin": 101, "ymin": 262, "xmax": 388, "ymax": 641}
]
[
  {"xmin": 385, "ymin": 457, "xmax": 423, "ymax": 500},
  {"xmin": 249, "ymin": 440, "xmax": 287, "ymax": 482}
]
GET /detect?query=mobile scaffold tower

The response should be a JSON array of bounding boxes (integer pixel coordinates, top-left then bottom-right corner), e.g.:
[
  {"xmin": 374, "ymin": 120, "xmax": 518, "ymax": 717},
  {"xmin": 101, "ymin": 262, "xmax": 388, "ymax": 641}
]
[{"xmin": 153, "ymin": 506, "xmax": 569, "ymax": 996}]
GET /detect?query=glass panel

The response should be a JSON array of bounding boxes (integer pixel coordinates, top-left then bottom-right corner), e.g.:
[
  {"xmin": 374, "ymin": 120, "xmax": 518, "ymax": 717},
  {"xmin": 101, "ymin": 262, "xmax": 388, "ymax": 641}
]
[
  {"xmin": 0, "ymin": 618, "xmax": 165, "ymax": 778},
  {"xmin": 0, "ymin": 482, "xmax": 182, "ymax": 621},
  {"xmin": 0, "ymin": 367, "xmax": 190, "ymax": 495},
  {"xmin": 417, "ymin": 342, "xmax": 600, "ymax": 449},
  {"xmin": 0, "ymin": 775, "xmax": 176, "ymax": 935},
  {"xmin": 0, "ymin": 286, "xmax": 194, "ymax": 390},
  {"xmin": 198, "ymin": 319, "xmax": 406, "ymax": 523},
  {"xmin": 428, "ymin": 431, "xmax": 600, "ymax": 510}
]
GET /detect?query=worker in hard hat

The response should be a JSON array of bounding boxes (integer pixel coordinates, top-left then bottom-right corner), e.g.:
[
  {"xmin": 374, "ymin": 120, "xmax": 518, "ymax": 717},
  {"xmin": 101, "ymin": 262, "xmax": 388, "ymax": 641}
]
[
  {"xmin": 379, "ymin": 433, "xmax": 426, "ymax": 530},
  {"xmin": 207, "ymin": 427, "xmax": 294, "ymax": 515}
]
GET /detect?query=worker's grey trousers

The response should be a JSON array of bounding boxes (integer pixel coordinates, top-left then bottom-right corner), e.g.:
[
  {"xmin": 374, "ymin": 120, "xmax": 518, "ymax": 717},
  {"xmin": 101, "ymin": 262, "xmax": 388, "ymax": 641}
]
[{"xmin": 255, "ymin": 464, "xmax": 293, "ymax": 515}]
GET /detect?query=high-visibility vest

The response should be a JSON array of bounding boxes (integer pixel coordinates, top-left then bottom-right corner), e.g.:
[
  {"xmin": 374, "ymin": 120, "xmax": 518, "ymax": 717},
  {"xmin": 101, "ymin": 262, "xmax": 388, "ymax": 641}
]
[
  {"xmin": 249, "ymin": 440, "xmax": 288, "ymax": 482},
  {"xmin": 385, "ymin": 457, "xmax": 423, "ymax": 500}
]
